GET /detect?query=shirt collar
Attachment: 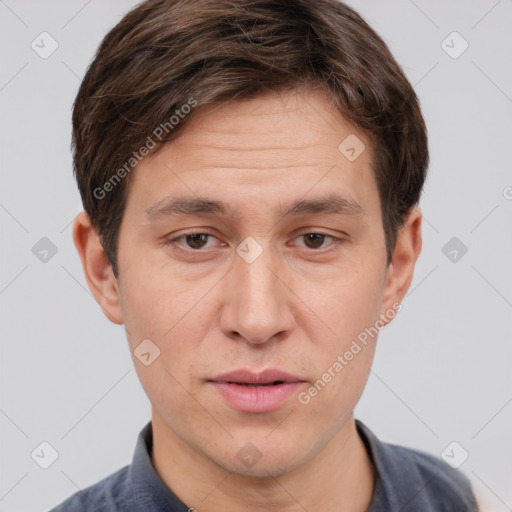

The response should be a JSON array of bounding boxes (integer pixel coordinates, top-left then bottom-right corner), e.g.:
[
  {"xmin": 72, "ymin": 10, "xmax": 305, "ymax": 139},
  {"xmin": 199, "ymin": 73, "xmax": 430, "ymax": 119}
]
[
  {"xmin": 129, "ymin": 420, "xmax": 190, "ymax": 510},
  {"xmin": 355, "ymin": 419, "xmax": 401, "ymax": 510},
  {"xmin": 355, "ymin": 419, "xmax": 441, "ymax": 510}
]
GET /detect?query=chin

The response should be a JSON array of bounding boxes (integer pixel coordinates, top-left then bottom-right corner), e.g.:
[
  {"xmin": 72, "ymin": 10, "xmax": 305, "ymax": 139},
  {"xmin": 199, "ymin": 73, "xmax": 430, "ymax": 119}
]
[
  {"xmin": 208, "ymin": 438, "xmax": 307, "ymax": 479},
  {"xmin": 225, "ymin": 455, "xmax": 303, "ymax": 479}
]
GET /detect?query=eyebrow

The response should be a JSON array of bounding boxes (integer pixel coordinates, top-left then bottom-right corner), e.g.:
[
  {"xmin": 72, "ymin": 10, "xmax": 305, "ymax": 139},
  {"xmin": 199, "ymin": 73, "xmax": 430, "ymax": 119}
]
[{"xmin": 144, "ymin": 193, "xmax": 364, "ymax": 221}]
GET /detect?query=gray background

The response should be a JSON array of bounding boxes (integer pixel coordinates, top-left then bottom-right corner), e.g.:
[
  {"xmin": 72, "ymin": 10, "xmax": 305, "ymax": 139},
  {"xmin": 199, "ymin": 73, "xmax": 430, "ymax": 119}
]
[{"xmin": 1, "ymin": 0, "xmax": 511, "ymax": 510}]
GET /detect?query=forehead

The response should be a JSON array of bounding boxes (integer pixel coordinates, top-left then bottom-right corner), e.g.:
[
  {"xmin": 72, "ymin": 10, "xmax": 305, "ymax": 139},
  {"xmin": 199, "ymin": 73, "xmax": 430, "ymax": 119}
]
[{"xmin": 124, "ymin": 88, "xmax": 379, "ymax": 222}]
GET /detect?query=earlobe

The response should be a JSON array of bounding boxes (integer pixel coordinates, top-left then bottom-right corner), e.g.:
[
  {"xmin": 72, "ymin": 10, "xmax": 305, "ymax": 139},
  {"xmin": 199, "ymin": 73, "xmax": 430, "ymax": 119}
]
[
  {"xmin": 72, "ymin": 211, "xmax": 124, "ymax": 325},
  {"xmin": 380, "ymin": 206, "xmax": 422, "ymax": 321}
]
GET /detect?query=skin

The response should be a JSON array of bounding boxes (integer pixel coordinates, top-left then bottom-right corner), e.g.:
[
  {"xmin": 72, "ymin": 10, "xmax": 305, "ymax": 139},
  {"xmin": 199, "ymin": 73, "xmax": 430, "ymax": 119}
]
[{"xmin": 73, "ymin": 86, "xmax": 422, "ymax": 512}]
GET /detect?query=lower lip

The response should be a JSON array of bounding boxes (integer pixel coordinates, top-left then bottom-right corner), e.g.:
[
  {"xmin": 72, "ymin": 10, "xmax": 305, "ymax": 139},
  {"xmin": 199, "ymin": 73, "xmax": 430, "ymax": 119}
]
[{"xmin": 209, "ymin": 382, "xmax": 304, "ymax": 413}]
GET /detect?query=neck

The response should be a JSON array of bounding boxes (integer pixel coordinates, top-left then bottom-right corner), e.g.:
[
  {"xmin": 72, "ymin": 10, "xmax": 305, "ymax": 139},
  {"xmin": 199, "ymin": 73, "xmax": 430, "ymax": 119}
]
[{"xmin": 150, "ymin": 414, "xmax": 375, "ymax": 512}]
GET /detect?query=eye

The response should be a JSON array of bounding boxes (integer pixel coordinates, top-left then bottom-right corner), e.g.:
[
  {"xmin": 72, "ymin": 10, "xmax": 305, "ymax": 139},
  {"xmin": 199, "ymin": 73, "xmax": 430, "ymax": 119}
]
[
  {"xmin": 166, "ymin": 232, "xmax": 218, "ymax": 250},
  {"xmin": 165, "ymin": 231, "xmax": 343, "ymax": 253},
  {"xmin": 295, "ymin": 233, "xmax": 338, "ymax": 250}
]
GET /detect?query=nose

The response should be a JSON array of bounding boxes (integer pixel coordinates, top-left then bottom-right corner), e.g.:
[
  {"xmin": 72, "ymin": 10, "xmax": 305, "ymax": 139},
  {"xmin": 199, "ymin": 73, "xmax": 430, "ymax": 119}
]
[{"xmin": 219, "ymin": 239, "xmax": 295, "ymax": 345}]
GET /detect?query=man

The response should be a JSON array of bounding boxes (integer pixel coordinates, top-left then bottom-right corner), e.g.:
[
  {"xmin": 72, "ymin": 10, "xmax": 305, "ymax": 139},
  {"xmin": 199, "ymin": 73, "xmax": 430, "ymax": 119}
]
[{"xmin": 50, "ymin": 0, "xmax": 479, "ymax": 510}]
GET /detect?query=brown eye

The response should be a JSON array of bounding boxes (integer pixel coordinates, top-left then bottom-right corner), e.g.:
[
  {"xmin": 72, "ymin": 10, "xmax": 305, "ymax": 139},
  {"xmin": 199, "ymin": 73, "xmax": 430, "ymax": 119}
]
[
  {"xmin": 184, "ymin": 233, "xmax": 210, "ymax": 249},
  {"xmin": 165, "ymin": 232, "xmax": 217, "ymax": 251},
  {"xmin": 297, "ymin": 233, "xmax": 340, "ymax": 250},
  {"xmin": 302, "ymin": 233, "xmax": 327, "ymax": 249}
]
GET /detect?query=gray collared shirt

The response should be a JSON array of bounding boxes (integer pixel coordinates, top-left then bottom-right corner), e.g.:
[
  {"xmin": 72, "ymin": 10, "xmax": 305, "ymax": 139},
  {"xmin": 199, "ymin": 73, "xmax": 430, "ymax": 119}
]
[{"xmin": 49, "ymin": 419, "xmax": 479, "ymax": 511}]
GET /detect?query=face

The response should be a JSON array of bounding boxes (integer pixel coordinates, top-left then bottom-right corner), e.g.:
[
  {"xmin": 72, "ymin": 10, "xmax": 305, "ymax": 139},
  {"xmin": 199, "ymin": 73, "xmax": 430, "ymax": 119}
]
[{"xmin": 80, "ymin": 87, "xmax": 414, "ymax": 478}]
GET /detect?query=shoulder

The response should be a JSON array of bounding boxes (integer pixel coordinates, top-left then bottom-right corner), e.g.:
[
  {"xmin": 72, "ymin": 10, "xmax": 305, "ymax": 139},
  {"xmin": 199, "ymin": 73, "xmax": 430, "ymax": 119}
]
[
  {"xmin": 391, "ymin": 443, "xmax": 478, "ymax": 510},
  {"xmin": 356, "ymin": 421, "xmax": 479, "ymax": 511},
  {"xmin": 48, "ymin": 465, "xmax": 131, "ymax": 512}
]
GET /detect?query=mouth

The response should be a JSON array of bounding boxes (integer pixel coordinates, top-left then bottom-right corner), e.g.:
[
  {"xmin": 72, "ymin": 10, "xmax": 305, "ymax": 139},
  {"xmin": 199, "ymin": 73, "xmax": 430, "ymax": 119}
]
[
  {"xmin": 209, "ymin": 368, "xmax": 304, "ymax": 385},
  {"xmin": 230, "ymin": 381, "xmax": 286, "ymax": 387},
  {"xmin": 207, "ymin": 369, "xmax": 306, "ymax": 413}
]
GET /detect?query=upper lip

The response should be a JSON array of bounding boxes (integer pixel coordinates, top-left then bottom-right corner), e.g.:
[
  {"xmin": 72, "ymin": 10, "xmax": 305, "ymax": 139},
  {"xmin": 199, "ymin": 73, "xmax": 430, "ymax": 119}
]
[{"xmin": 209, "ymin": 369, "xmax": 304, "ymax": 385}]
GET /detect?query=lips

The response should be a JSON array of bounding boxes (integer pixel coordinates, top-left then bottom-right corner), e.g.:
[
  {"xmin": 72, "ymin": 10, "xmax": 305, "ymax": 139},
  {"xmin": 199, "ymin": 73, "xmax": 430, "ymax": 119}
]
[
  {"xmin": 208, "ymin": 369, "xmax": 306, "ymax": 413},
  {"xmin": 210, "ymin": 369, "xmax": 302, "ymax": 385}
]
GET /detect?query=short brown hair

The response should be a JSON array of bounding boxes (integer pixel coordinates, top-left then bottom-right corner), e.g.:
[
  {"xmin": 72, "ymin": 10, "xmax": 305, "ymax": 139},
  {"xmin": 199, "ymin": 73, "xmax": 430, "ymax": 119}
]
[{"xmin": 72, "ymin": 0, "xmax": 428, "ymax": 278}]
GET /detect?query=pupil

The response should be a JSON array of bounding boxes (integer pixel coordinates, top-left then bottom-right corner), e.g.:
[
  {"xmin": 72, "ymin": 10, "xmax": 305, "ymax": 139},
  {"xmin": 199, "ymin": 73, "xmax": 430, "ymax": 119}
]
[
  {"xmin": 187, "ymin": 234, "xmax": 207, "ymax": 249},
  {"xmin": 305, "ymin": 233, "xmax": 324, "ymax": 248}
]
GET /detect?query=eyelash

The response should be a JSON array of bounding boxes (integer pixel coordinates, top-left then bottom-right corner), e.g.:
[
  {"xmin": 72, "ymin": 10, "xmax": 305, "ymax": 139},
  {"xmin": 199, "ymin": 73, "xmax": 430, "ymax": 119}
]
[{"xmin": 165, "ymin": 231, "xmax": 344, "ymax": 252}]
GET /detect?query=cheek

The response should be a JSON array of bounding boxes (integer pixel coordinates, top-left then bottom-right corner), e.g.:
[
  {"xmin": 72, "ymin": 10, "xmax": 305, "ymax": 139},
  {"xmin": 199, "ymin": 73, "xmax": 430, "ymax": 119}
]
[
  {"xmin": 134, "ymin": 358, "xmax": 211, "ymax": 440},
  {"xmin": 300, "ymin": 335, "xmax": 375, "ymax": 433},
  {"xmin": 303, "ymin": 262, "xmax": 385, "ymax": 348},
  {"xmin": 341, "ymin": 279, "xmax": 383, "ymax": 340},
  {"xmin": 297, "ymin": 262, "xmax": 384, "ymax": 407},
  {"xmin": 119, "ymin": 265, "xmax": 204, "ymax": 348},
  {"xmin": 119, "ymin": 271, "xmax": 217, "ymax": 405}
]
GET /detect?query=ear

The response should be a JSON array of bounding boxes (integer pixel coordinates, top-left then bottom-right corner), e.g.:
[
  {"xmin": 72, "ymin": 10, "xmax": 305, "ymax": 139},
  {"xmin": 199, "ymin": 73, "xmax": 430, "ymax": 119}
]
[
  {"xmin": 379, "ymin": 206, "xmax": 422, "ymax": 324},
  {"xmin": 72, "ymin": 211, "xmax": 124, "ymax": 325}
]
